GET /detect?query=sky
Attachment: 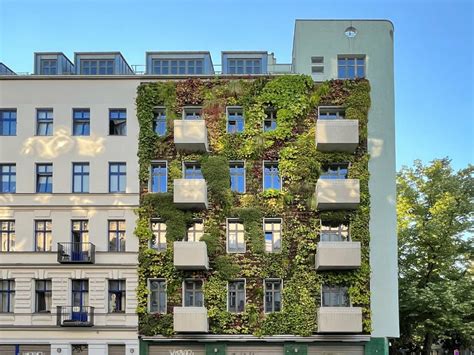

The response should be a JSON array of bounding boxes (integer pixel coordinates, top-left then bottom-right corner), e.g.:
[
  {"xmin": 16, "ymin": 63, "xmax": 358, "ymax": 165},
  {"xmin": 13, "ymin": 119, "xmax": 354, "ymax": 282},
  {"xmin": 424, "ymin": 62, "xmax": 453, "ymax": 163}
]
[{"xmin": 0, "ymin": 0, "xmax": 472, "ymax": 171}]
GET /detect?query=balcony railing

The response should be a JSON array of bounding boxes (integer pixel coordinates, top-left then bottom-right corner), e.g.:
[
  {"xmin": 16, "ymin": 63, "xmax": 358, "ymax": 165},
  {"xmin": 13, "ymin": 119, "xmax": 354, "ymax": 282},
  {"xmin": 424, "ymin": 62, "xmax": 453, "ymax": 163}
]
[
  {"xmin": 56, "ymin": 306, "xmax": 94, "ymax": 327},
  {"xmin": 57, "ymin": 242, "xmax": 95, "ymax": 264}
]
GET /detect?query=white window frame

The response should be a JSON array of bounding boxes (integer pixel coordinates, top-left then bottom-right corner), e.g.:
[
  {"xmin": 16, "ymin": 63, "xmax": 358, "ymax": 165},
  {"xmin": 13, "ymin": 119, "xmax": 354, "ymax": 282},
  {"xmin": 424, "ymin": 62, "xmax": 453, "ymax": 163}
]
[
  {"xmin": 148, "ymin": 278, "xmax": 167, "ymax": 314},
  {"xmin": 152, "ymin": 106, "xmax": 167, "ymax": 135},
  {"xmin": 150, "ymin": 219, "xmax": 167, "ymax": 251},
  {"xmin": 226, "ymin": 218, "xmax": 246, "ymax": 253},
  {"xmin": 264, "ymin": 278, "xmax": 283, "ymax": 313},
  {"xmin": 149, "ymin": 160, "xmax": 168, "ymax": 193},
  {"xmin": 186, "ymin": 219, "xmax": 204, "ymax": 242},
  {"xmin": 229, "ymin": 160, "xmax": 246, "ymax": 194},
  {"xmin": 320, "ymin": 285, "xmax": 352, "ymax": 307},
  {"xmin": 227, "ymin": 279, "xmax": 246, "ymax": 313},
  {"xmin": 226, "ymin": 106, "xmax": 245, "ymax": 133},
  {"xmin": 182, "ymin": 279, "xmax": 204, "ymax": 307},
  {"xmin": 263, "ymin": 107, "xmax": 277, "ymax": 132},
  {"xmin": 317, "ymin": 106, "xmax": 346, "ymax": 120},
  {"xmin": 263, "ymin": 218, "xmax": 283, "ymax": 253},
  {"xmin": 182, "ymin": 106, "xmax": 203, "ymax": 120},
  {"xmin": 320, "ymin": 220, "xmax": 350, "ymax": 242},
  {"xmin": 262, "ymin": 160, "xmax": 282, "ymax": 191},
  {"xmin": 182, "ymin": 161, "xmax": 203, "ymax": 179}
]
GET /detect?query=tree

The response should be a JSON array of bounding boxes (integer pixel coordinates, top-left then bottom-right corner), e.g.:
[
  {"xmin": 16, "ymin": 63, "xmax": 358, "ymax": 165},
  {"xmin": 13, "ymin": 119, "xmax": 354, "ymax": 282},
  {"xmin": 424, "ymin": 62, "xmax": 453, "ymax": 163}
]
[{"xmin": 396, "ymin": 158, "xmax": 473, "ymax": 354}]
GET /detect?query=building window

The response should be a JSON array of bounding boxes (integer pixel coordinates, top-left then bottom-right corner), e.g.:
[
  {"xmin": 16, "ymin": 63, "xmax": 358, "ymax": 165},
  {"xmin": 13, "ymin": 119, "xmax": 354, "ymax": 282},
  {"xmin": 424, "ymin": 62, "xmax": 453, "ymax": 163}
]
[
  {"xmin": 338, "ymin": 56, "xmax": 365, "ymax": 79},
  {"xmin": 227, "ymin": 107, "xmax": 244, "ymax": 133},
  {"xmin": 263, "ymin": 109, "xmax": 277, "ymax": 132},
  {"xmin": 322, "ymin": 285, "xmax": 350, "ymax": 307},
  {"xmin": 72, "ymin": 220, "xmax": 89, "ymax": 245},
  {"xmin": 0, "ymin": 280, "xmax": 15, "ymax": 312},
  {"xmin": 228, "ymin": 59, "xmax": 262, "ymax": 74},
  {"xmin": 0, "ymin": 164, "xmax": 16, "ymax": 193},
  {"xmin": 183, "ymin": 107, "xmax": 202, "ymax": 120},
  {"xmin": 264, "ymin": 218, "xmax": 282, "ymax": 253},
  {"xmin": 151, "ymin": 220, "xmax": 167, "ymax": 251},
  {"xmin": 320, "ymin": 163, "xmax": 349, "ymax": 179},
  {"xmin": 108, "ymin": 220, "xmax": 126, "ymax": 252},
  {"xmin": 311, "ymin": 56, "xmax": 324, "ymax": 74},
  {"xmin": 230, "ymin": 162, "xmax": 245, "ymax": 193},
  {"xmin": 149, "ymin": 279, "xmax": 166, "ymax": 313},
  {"xmin": 72, "ymin": 279, "xmax": 88, "ymax": 309},
  {"xmin": 0, "ymin": 220, "xmax": 15, "ymax": 252},
  {"xmin": 151, "ymin": 59, "xmax": 203, "ymax": 75},
  {"xmin": 184, "ymin": 162, "xmax": 203, "ymax": 179},
  {"xmin": 36, "ymin": 164, "xmax": 53, "ymax": 193},
  {"xmin": 36, "ymin": 109, "xmax": 53, "ymax": 136},
  {"xmin": 35, "ymin": 280, "xmax": 52, "ymax": 313},
  {"xmin": 318, "ymin": 107, "xmax": 345, "ymax": 120},
  {"xmin": 73, "ymin": 109, "xmax": 90, "ymax": 136},
  {"xmin": 227, "ymin": 219, "xmax": 245, "ymax": 253},
  {"xmin": 186, "ymin": 220, "xmax": 204, "ymax": 242},
  {"xmin": 109, "ymin": 109, "xmax": 127, "ymax": 135},
  {"xmin": 153, "ymin": 108, "xmax": 167, "ymax": 136},
  {"xmin": 264, "ymin": 279, "xmax": 282, "ymax": 313},
  {"xmin": 320, "ymin": 222, "xmax": 349, "ymax": 242},
  {"xmin": 35, "ymin": 220, "xmax": 52, "ymax": 252},
  {"xmin": 0, "ymin": 109, "xmax": 17, "ymax": 136},
  {"xmin": 109, "ymin": 163, "xmax": 126, "ymax": 193},
  {"xmin": 263, "ymin": 162, "xmax": 281, "ymax": 191},
  {"xmin": 72, "ymin": 163, "xmax": 90, "ymax": 193},
  {"xmin": 108, "ymin": 280, "xmax": 126, "ymax": 313},
  {"xmin": 40, "ymin": 59, "xmax": 57, "ymax": 75},
  {"xmin": 228, "ymin": 280, "xmax": 245, "ymax": 313},
  {"xmin": 150, "ymin": 162, "xmax": 167, "ymax": 193},
  {"xmin": 184, "ymin": 280, "xmax": 203, "ymax": 307},
  {"xmin": 81, "ymin": 59, "xmax": 114, "ymax": 75}
]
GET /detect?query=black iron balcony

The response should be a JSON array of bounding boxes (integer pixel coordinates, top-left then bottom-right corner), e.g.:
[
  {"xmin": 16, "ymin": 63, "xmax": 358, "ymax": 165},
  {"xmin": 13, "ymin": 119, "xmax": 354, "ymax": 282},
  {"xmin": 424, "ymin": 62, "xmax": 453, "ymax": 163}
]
[
  {"xmin": 57, "ymin": 242, "xmax": 95, "ymax": 264},
  {"xmin": 56, "ymin": 306, "xmax": 94, "ymax": 327}
]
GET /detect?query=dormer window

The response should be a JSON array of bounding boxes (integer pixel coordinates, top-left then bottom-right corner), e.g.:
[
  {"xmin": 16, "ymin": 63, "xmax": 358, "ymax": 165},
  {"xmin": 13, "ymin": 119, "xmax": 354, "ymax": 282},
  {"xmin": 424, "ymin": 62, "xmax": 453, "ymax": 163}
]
[
  {"xmin": 81, "ymin": 59, "xmax": 114, "ymax": 75},
  {"xmin": 228, "ymin": 59, "xmax": 262, "ymax": 74},
  {"xmin": 40, "ymin": 59, "xmax": 57, "ymax": 75}
]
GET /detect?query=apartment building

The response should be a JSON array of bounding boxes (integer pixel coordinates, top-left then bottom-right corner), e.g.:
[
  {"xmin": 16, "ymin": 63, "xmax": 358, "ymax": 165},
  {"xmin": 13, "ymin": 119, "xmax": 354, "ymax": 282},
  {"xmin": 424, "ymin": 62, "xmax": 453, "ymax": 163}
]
[{"xmin": 0, "ymin": 19, "xmax": 398, "ymax": 355}]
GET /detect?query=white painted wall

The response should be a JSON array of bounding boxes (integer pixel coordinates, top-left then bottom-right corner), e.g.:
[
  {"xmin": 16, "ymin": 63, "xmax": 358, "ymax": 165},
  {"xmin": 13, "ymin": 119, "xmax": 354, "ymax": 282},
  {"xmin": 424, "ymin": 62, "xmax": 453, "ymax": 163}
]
[{"xmin": 292, "ymin": 20, "xmax": 399, "ymax": 338}]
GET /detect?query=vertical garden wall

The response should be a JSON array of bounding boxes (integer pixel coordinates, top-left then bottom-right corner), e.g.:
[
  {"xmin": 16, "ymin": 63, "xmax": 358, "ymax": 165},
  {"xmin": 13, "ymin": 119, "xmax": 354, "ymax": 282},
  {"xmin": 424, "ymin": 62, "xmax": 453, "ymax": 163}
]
[{"xmin": 135, "ymin": 75, "xmax": 371, "ymax": 336}]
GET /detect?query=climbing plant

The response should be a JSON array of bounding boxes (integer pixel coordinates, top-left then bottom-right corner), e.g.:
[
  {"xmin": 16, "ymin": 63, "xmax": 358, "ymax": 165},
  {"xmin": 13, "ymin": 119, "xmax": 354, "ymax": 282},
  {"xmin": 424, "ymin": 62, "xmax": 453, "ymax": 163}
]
[{"xmin": 135, "ymin": 76, "xmax": 372, "ymax": 336}]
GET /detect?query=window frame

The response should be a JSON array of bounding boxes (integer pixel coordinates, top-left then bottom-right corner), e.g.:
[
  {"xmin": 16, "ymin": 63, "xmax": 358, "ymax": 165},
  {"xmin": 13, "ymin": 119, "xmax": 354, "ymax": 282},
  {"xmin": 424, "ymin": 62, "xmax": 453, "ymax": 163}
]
[
  {"xmin": 149, "ymin": 161, "xmax": 168, "ymax": 193},
  {"xmin": 226, "ymin": 106, "xmax": 245, "ymax": 133},
  {"xmin": 182, "ymin": 279, "xmax": 204, "ymax": 307},
  {"xmin": 183, "ymin": 161, "xmax": 203, "ymax": 179},
  {"xmin": 227, "ymin": 279, "xmax": 246, "ymax": 313},
  {"xmin": 153, "ymin": 107, "xmax": 167, "ymax": 136},
  {"xmin": 81, "ymin": 59, "xmax": 114, "ymax": 75},
  {"xmin": 320, "ymin": 162, "xmax": 350, "ymax": 180},
  {"xmin": 109, "ymin": 109, "xmax": 127, "ymax": 136},
  {"xmin": 263, "ymin": 218, "xmax": 282, "ymax": 253},
  {"xmin": 320, "ymin": 221, "xmax": 350, "ymax": 242},
  {"xmin": 40, "ymin": 59, "xmax": 58, "ymax": 75},
  {"xmin": 311, "ymin": 56, "xmax": 324, "ymax": 74},
  {"xmin": 229, "ymin": 160, "xmax": 246, "ymax": 193},
  {"xmin": 108, "ymin": 220, "xmax": 126, "ymax": 252},
  {"xmin": 0, "ymin": 220, "xmax": 15, "ymax": 252},
  {"xmin": 0, "ymin": 279, "xmax": 15, "ymax": 313},
  {"xmin": 34, "ymin": 219, "xmax": 52, "ymax": 252},
  {"xmin": 36, "ymin": 108, "xmax": 54, "ymax": 136},
  {"xmin": 0, "ymin": 164, "xmax": 16, "ymax": 193},
  {"xmin": 0, "ymin": 109, "xmax": 17, "ymax": 136},
  {"xmin": 228, "ymin": 58, "xmax": 262, "ymax": 74},
  {"xmin": 150, "ymin": 219, "xmax": 167, "ymax": 251},
  {"xmin": 263, "ymin": 108, "xmax": 277, "ymax": 132},
  {"xmin": 337, "ymin": 55, "xmax": 366, "ymax": 79},
  {"xmin": 321, "ymin": 285, "xmax": 351, "ymax": 307},
  {"xmin": 72, "ymin": 108, "xmax": 91, "ymax": 136},
  {"xmin": 35, "ymin": 279, "xmax": 52, "ymax": 313},
  {"xmin": 72, "ymin": 162, "xmax": 90, "ymax": 193},
  {"xmin": 151, "ymin": 59, "xmax": 203, "ymax": 75},
  {"xmin": 108, "ymin": 162, "xmax": 126, "ymax": 193},
  {"xmin": 226, "ymin": 218, "xmax": 246, "ymax": 253},
  {"xmin": 182, "ymin": 106, "xmax": 202, "ymax": 120},
  {"xmin": 264, "ymin": 278, "xmax": 282, "ymax": 313},
  {"xmin": 36, "ymin": 163, "xmax": 53, "ymax": 193},
  {"xmin": 186, "ymin": 219, "xmax": 204, "ymax": 242},
  {"xmin": 148, "ymin": 278, "xmax": 167, "ymax": 314},
  {"xmin": 262, "ymin": 161, "xmax": 282, "ymax": 191},
  {"xmin": 317, "ymin": 106, "xmax": 346, "ymax": 120},
  {"xmin": 108, "ymin": 279, "xmax": 126, "ymax": 313}
]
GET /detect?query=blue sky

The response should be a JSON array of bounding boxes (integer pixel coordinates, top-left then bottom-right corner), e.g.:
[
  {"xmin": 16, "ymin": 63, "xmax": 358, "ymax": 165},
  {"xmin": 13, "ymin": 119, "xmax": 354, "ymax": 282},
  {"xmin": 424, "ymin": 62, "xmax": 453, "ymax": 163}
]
[{"xmin": 0, "ymin": 0, "xmax": 472, "ymax": 170}]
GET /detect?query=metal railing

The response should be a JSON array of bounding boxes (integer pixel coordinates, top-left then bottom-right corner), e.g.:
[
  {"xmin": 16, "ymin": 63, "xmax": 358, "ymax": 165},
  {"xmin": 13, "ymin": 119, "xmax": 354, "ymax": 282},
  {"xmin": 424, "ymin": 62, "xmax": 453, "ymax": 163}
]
[
  {"xmin": 56, "ymin": 306, "xmax": 94, "ymax": 327},
  {"xmin": 57, "ymin": 242, "xmax": 95, "ymax": 263}
]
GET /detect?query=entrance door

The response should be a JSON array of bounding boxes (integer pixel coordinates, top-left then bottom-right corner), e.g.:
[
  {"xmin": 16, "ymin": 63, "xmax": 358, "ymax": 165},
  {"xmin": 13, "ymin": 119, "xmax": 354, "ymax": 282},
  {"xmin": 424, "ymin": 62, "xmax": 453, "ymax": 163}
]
[{"xmin": 71, "ymin": 279, "xmax": 88, "ymax": 322}]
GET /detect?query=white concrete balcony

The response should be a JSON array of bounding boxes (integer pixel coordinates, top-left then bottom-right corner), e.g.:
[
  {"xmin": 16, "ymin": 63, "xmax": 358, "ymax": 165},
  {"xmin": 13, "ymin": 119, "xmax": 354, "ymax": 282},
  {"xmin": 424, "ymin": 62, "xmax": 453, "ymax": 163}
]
[
  {"xmin": 315, "ymin": 179, "xmax": 360, "ymax": 210},
  {"xmin": 174, "ymin": 120, "xmax": 208, "ymax": 152},
  {"xmin": 316, "ymin": 119, "xmax": 359, "ymax": 152},
  {"xmin": 173, "ymin": 241, "xmax": 209, "ymax": 270},
  {"xmin": 317, "ymin": 307, "xmax": 363, "ymax": 333},
  {"xmin": 315, "ymin": 242, "xmax": 361, "ymax": 270},
  {"xmin": 173, "ymin": 306, "xmax": 209, "ymax": 333},
  {"xmin": 173, "ymin": 179, "xmax": 208, "ymax": 209}
]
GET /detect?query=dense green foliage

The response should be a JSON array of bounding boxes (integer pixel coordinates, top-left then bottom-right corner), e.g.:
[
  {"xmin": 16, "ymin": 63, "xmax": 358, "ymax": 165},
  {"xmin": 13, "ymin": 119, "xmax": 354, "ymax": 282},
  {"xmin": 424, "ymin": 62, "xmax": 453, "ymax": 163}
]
[
  {"xmin": 135, "ymin": 76, "xmax": 372, "ymax": 336},
  {"xmin": 396, "ymin": 158, "xmax": 474, "ymax": 352}
]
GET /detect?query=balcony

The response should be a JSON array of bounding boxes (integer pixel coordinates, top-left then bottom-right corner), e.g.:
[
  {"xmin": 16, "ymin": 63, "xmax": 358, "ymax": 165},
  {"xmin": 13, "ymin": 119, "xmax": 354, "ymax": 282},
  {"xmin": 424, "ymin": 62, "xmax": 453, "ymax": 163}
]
[
  {"xmin": 173, "ymin": 179, "xmax": 208, "ymax": 209},
  {"xmin": 173, "ymin": 306, "xmax": 208, "ymax": 333},
  {"xmin": 317, "ymin": 307, "xmax": 362, "ymax": 333},
  {"xmin": 56, "ymin": 306, "xmax": 94, "ymax": 327},
  {"xmin": 315, "ymin": 179, "xmax": 360, "ymax": 210},
  {"xmin": 315, "ymin": 242, "xmax": 361, "ymax": 270},
  {"xmin": 173, "ymin": 241, "xmax": 209, "ymax": 270},
  {"xmin": 174, "ymin": 120, "xmax": 208, "ymax": 152},
  {"xmin": 57, "ymin": 242, "xmax": 95, "ymax": 264},
  {"xmin": 316, "ymin": 119, "xmax": 359, "ymax": 152}
]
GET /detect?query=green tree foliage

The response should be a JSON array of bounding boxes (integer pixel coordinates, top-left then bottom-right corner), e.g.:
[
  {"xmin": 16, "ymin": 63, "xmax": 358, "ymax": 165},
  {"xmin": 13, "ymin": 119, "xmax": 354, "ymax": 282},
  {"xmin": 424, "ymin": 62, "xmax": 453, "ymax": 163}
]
[{"xmin": 396, "ymin": 158, "xmax": 474, "ymax": 353}]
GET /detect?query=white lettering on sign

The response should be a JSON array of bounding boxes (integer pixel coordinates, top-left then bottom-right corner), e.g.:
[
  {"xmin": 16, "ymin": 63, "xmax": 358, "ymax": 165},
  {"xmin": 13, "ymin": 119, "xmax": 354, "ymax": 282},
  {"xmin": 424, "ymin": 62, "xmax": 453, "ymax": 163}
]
[{"xmin": 169, "ymin": 350, "xmax": 195, "ymax": 355}]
